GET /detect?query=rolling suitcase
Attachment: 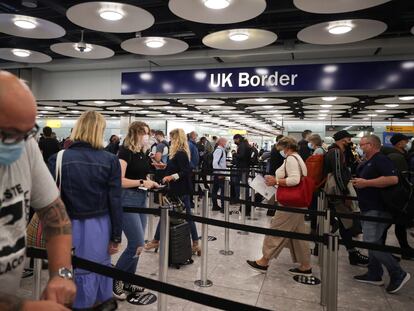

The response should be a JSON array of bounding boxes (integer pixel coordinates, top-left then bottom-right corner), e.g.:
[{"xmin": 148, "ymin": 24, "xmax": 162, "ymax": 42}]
[{"xmin": 169, "ymin": 221, "xmax": 193, "ymax": 269}]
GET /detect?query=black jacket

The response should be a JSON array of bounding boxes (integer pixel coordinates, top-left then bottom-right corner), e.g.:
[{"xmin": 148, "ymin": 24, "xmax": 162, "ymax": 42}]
[
  {"xmin": 381, "ymin": 146, "xmax": 408, "ymax": 173},
  {"xmin": 324, "ymin": 143, "xmax": 352, "ymax": 195},
  {"xmin": 298, "ymin": 139, "xmax": 311, "ymax": 161},
  {"xmin": 166, "ymin": 150, "xmax": 193, "ymax": 196},
  {"xmin": 268, "ymin": 145, "xmax": 285, "ymax": 174},
  {"xmin": 233, "ymin": 139, "xmax": 251, "ymax": 168}
]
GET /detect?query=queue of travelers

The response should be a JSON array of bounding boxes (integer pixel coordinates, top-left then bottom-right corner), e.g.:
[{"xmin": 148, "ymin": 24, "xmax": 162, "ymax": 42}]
[{"xmin": 0, "ymin": 69, "xmax": 412, "ymax": 310}]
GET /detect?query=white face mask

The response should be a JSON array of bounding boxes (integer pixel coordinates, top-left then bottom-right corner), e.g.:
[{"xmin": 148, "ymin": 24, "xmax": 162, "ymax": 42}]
[
  {"xmin": 356, "ymin": 146, "xmax": 364, "ymax": 157},
  {"xmin": 405, "ymin": 142, "xmax": 411, "ymax": 151},
  {"xmin": 280, "ymin": 150, "xmax": 286, "ymax": 158}
]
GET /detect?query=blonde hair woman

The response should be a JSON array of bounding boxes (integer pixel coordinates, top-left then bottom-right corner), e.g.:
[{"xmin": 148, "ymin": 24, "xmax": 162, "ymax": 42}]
[
  {"xmin": 48, "ymin": 111, "xmax": 122, "ymax": 308},
  {"xmin": 145, "ymin": 128, "xmax": 201, "ymax": 255},
  {"xmin": 113, "ymin": 121, "xmax": 159, "ymax": 300},
  {"xmin": 247, "ymin": 136, "xmax": 313, "ymax": 277}
]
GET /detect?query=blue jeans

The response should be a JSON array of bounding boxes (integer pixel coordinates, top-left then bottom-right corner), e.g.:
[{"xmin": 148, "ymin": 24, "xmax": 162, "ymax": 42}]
[
  {"xmin": 361, "ymin": 210, "xmax": 404, "ymax": 280},
  {"xmin": 115, "ymin": 189, "xmax": 147, "ymax": 274},
  {"xmin": 154, "ymin": 194, "xmax": 199, "ymax": 242},
  {"xmin": 212, "ymin": 176, "xmax": 225, "ymax": 208}
]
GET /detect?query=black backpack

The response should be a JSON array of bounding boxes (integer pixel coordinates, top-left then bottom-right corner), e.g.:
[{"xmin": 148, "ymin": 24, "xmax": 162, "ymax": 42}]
[
  {"xmin": 202, "ymin": 149, "xmax": 225, "ymax": 173},
  {"xmin": 381, "ymin": 172, "xmax": 414, "ymax": 220}
]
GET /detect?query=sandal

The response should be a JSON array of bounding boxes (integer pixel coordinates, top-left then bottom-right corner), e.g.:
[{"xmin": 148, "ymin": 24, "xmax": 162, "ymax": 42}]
[{"xmin": 144, "ymin": 240, "xmax": 159, "ymax": 253}]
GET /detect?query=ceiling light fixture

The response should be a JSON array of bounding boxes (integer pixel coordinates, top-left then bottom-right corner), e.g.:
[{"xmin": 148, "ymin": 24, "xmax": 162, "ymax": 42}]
[
  {"xmin": 195, "ymin": 99, "xmax": 208, "ymax": 103},
  {"xmin": 375, "ymin": 110, "xmax": 386, "ymax": 113},
  {"xmin": 318, "ymin": 117, "xmax": 326, "ymax": 120},
  {"xmin": 203, "ymin": 0, "xmax": 230, "ymax": 10},
  {"xmin": 12, "ymin": 49, "xmax": 31, "ymax": 57},
  {"xmin": 385, "ymin": 104, "xmax": 399, "ymax": 108},
  {"xmin": 320, "ymin": 104, "xmax": 333, "ymax": 108},
  {"xmin": 327, "ymin": 21, "xmax": 354, "ymax": 35},
  {"xmin": 94, "ymin": 100, "xmax": 105, "ymax": 104},
  {"xmin": 319, "ymin": 110, "xmax": 330, "ymax": 113},
  {"xmin": 229, "ymin": 30, "xmax": 249, "ymax": 42},
  {"xmin": 13, "ymin": 19, "xmax": 36, "ymax": 29},
  {"xmin": 255, "ymin": 98, "xmax": 268, "ymax": 102},
  {"xmin": 99, "ymin": 10, "xmax": 124, "ymax": 21},
  {"xmin": 399, "ymin": 96, "xmax": 414, "ymax": 101},
  {"xmin": 367, "ymin": 114, "xmax": 377, "ymax": 117},
  {"xmin": 142, "ymin": 99, "xmax": 154, "ymax": 104},
  {"xmin": 319, "ymin": 114, "xmax": 328, "ymax": 117},
  {"xmin": 322, "ymin": 96, "xmax": 337, "ymax": 102},
  {"xmin": 74, "ymin": 43, "xmax": 92, "ymax": 53},
  {"xmin": 145, "ymin": 38, "xmax": 166, "ymax": 49}
]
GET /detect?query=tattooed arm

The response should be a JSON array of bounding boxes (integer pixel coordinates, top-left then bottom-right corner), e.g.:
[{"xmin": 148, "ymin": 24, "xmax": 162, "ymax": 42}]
[{"xmin": 36, "ymin": 198, "xmax": 76, "ymax": 306}]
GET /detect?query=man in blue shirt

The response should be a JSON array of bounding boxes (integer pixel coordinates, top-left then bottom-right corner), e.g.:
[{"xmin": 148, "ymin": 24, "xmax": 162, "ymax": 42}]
[
  {"xmin": 352, "ymin": 135, "xmax": 410, "ymax": 294},
  {"xmin": 188, "ymin": 131, "xmax": 199, "ymax": 169},
  {"xmin": 212, "ymin": 138, "xmax": 227, "ymax": 212}
]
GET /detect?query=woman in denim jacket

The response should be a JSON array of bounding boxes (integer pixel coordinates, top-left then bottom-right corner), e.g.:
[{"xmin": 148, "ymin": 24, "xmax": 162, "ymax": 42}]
[
  {"xmin": 113, "ymin": 121, "xmax": 159, "ymax": 300},
  {"xmin": 48, "ymin": 111, "xmax": 122, "ymax": 309}
]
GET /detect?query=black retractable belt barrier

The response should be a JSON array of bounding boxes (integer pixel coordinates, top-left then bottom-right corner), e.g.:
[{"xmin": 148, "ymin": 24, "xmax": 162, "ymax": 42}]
[
  {"xmin": 123, "ymin": 207, "xmax": 160, "ymax": 216},
  {"xmin": 26, "ymin": 248, "xmax": 271, "ymax": 311},
  {"xmin": 169, "ymin": 211, "xmax": 324, "ymax": 243}
]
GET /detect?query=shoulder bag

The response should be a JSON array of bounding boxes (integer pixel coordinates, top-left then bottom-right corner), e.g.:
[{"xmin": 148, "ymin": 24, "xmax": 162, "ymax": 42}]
[{"xmin": 276, "ymin": 155, "xmax": 315, "ymax": 208}]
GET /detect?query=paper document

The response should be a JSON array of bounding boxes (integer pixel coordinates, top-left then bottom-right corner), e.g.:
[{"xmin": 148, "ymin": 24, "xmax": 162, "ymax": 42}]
[{"xmin": 249, "ymin": 175, "xmax": 276, "ymax": 201}]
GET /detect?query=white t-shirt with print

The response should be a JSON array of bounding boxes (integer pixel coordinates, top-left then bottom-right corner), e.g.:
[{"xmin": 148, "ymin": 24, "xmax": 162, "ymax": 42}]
[{"xmin": 0, "ymin": 139, "xmax": 59, "ymax": 294}]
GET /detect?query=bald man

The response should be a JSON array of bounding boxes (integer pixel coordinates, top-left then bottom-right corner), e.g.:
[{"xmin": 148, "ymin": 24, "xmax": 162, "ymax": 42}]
[{"xmin": 0, "ymin": 71, "xmax": 76, "ymax": 310}]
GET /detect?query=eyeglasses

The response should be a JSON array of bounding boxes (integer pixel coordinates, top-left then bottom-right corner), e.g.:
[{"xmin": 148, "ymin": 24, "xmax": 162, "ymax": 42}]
[
  {"xmin": 359, "ymin": 142, "xmax": 371, "ymax": 147},
  {"xmin": 0, "ymin": 123, "xmax": 39, "ymax": 145}
]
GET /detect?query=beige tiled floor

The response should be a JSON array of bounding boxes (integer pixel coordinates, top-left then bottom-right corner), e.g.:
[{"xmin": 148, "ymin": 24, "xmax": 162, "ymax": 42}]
[{"xmin": 18, "ymin": 205, "xmax": 414, "ymax": 310}]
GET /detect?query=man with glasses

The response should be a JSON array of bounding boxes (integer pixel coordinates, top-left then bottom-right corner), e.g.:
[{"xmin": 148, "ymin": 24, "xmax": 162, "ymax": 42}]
[
  {"xmin": 0, "ymin": 71, "xmax": 76, "ymax": 310},
  {"xmin": 353, "ymin": 135, "xmax": 410, "ymax": 293}
]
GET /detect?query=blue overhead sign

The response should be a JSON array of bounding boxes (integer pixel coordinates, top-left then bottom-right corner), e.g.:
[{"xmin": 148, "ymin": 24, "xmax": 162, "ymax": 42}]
[{"xmin": 121, "ymin": 60, "xmax": 414, "ymax": 95}]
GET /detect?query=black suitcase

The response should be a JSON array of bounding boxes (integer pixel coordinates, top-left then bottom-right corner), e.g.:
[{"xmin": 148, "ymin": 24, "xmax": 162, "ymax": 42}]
[{"xmin": 169, "ymin": 222, "xmax": 193, "ymax": 269}]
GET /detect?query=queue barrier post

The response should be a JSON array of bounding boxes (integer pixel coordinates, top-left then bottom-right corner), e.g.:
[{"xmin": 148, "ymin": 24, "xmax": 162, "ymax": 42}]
[
  {"xmin": 317, "ymin": 191, "xmax": 326, "ymax": 266},
  {"xmin": 33, "ymin": 258, "xmax": 42, "ymax": 300},
  {"xmin": 238, "ymin": 171, "xmax": 249, "ymax": 235},
  {"xmin": 248, "ymin": 168, "xmax": 258, "ymax": 220},
  {"xmin": 326, "ymin": 234, "xmax": 339, "ymax": 311},
  {"xmin": 158, "ymin": 206, "xmax": 170, "ymax": 311},
  {"xmin": 320, "ymin": 208, "xmax": 331, "ymax": 307},
  {"xmin": 147, "ymin": 191, "xmax": 155, "ymax": 242},
  {"xmin": 220, "ymin": 177, "xmax": 234, "ymax": 256},
  {"xmin": 193, "ymin": 172, "xmax": 200, "ymax": 216},
  {"xmin": 195, "ymin": 189, "xmax": 213, "ymax": 287}
]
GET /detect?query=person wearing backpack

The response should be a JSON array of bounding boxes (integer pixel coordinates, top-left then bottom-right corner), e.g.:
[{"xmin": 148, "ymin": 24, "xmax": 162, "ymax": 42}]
[
  {"xmin": 211, "ymin": 138, "xmax": 227, "ymax": 212},
  {"xmin": 381, "ymin": 133, "xmax": 414, "ymax": 260},
  {"xmin": 305, "ymin": 134, "xmax": 326, "ymax": 239},
  {"xmin": 324, "ymin": 130, "xmax": 369, "ymax": 266}
]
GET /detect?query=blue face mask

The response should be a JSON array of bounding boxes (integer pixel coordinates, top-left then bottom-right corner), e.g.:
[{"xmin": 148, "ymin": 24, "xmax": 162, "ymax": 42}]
[
  {"xmin": 307, "ymin": 142, "xmax": 314, "ymax": 150},
  {"xmin": 0, "ymin": 141, "xmax": 25, "ymax": 166},
  {"xmin": 279, "ymin": 150, "xmax": 286, "ymax": 158}
]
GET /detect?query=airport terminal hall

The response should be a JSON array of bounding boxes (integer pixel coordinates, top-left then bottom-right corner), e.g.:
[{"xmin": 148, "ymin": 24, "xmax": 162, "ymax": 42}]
[{"xmin": 2, "ymin": 0, "xmax": 414, "ymax": 310}]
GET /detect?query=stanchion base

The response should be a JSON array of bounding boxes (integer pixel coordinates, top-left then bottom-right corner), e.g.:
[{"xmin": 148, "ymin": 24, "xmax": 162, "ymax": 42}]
[
  {"xmin": 219, "ymin": 250, "xmax": 234, "ymax": 256},
  {"xmin": 194, "ymin": 280, "xmax": 213, "ymax": 287},
  {"xmin": 247, "ymin": 217, "xmax": 258, "ymax": 220},
  {"xmin": 237, "ymin": 231, "xmax": 249, "ymax": 235}
]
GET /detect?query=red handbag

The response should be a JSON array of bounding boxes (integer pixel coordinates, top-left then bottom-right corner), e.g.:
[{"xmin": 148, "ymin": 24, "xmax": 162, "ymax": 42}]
[{"xmin": 276, "ymin": 155, "xmax": 315, "ymax": 208}]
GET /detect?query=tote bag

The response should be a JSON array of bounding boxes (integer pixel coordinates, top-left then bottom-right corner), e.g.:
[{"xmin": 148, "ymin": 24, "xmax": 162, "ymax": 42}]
[
  {"xmin": 276, "ymin": 155, "xmax": 315, "ymax": 208},
  {"xmin": 26, "ymin": 150, "xmax": 64, "ymax": 248}
]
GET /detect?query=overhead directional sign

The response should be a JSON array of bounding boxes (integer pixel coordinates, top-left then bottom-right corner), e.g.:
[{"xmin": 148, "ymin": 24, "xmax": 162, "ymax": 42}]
[{"xmin": 121, "ymin": 60, "xmax": 414, "ymax": 95}]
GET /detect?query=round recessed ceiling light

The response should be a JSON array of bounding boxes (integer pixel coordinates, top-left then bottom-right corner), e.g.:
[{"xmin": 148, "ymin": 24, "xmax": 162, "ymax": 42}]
[
  {"xmin": 367, "ymin": 114, "xmax": 377, "ymax": 117},
  {"xmin": 195, "ymin": 99, "xmax": 208, "ymax": 103},
  {"xmin": 142, "ymin": 99, "xmax": 154, "ymax": 104},
  {"xmin": 320, "ymin": 104, "xmax": 333, "ymax": 108},
  {"xmin": 375, "ymin": 109, "xmax": 386, "ymax": 113},
  {"xmin": 229, "ymin": 30, "xmax": 249, "ymax": 42},
  {"xmin": 12, "ymin": 49, "xmax": 31, "ymax": 57},
  {"xmin": 140, "ymin": 73, "xmax": 152, "ymax": 81},
  {"xmin": 13, "ymin": 19, "xmax": 36, "ymax": 29},
  {"xmin": 203, "ymin": 0, "xmax": 230, "ymax": 10},
  {"xmin": 319, "ymin": 110, "xmax": 330, "ymax": 113},
  {"xmin": 399, "ymin": 96, "xmax": 414, "ymax": 101},
  {"xmin": 255, "ymin": 98, "xmax": 268, "ymax": 102},
  {"xmin": 319, "ymin": 114, "xmax": 328, "ymax": 117},
  {"xmin": 145, "ymin": 37, "xmax": 166, "ymax": 49},
  {"xmin": 94, "ymin": 100, "xmax": 106, "ymax": 104},
  {"xmin": 74, "ymin": 43, "xmax": 92, "ymax": 53},
  {"xmin": 327, "ymin": 21, "xmax": 354, "ymax": 35},
  {"xmin": 318, "ymin": 117, "xmax": 326, "ymax": 120},
  {"xmin": 385, "ymin": 104, "xmax": 399, "ymax": 108},
  {"xmin": 99, "ymin": 10, "xmax": 124, "ymax": 21},
  {"xmin": 322, "ymin": 96, "xmax": 337, "ymax": 102}
]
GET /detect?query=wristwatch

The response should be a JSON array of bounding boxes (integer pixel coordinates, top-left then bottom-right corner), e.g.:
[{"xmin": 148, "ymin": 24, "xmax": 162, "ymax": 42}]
[{"xmin": 53, "ymin": 267, "xmax": 73, "ymax": 280}]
